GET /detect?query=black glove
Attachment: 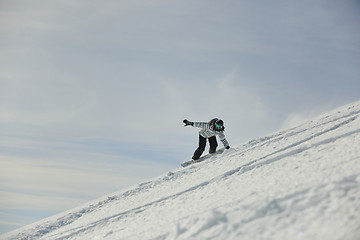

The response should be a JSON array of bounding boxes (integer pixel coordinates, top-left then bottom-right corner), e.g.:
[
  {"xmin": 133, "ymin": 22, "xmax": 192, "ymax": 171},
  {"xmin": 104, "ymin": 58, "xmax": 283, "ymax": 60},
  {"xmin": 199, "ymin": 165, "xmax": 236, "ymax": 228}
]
[
  {"xmin": 183, "ymin": 119, "xmax": 194, "ymax": 126},
  {"xmin": 225, "ymin": 146, "xmax": 230, "ymax": 149}
]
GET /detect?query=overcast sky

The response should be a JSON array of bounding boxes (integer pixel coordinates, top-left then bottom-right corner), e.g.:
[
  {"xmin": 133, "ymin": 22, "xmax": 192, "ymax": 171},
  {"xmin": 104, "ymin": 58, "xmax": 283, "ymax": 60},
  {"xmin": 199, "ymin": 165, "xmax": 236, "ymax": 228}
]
[{"xmin": 1, "ymin": 0, "xmax": 359, "ymax": 234}]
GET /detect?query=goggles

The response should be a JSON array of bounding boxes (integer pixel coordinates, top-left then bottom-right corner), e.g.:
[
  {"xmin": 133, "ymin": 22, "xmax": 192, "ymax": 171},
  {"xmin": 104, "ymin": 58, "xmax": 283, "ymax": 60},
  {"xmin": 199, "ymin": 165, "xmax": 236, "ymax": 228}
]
[{"xmin": 215, "ymin": 123, "xmax": 223, "ymax": 129}]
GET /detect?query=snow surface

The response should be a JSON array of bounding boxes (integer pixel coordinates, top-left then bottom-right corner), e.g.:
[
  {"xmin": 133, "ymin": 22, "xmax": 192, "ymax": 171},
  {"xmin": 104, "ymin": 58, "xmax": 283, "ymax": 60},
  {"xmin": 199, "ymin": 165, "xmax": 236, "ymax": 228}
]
[{"xmin": 2, "ymin": 101, "xmax": 360, "ymax": 240}]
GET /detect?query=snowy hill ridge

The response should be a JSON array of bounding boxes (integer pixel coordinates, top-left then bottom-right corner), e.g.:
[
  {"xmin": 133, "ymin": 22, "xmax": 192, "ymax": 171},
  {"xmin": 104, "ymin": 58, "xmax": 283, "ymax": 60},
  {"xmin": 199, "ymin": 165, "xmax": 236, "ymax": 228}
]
[{"xmin": 3, "ymin": 101, "xmax": 360, "ymax": 240}]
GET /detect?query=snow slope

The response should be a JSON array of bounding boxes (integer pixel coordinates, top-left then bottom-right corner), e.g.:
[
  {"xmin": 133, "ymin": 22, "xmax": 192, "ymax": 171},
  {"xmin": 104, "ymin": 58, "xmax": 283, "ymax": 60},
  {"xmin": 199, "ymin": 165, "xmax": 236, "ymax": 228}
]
[{"xmin": 2, "ymin": 101, "xmax": 360, "ymax": 240}]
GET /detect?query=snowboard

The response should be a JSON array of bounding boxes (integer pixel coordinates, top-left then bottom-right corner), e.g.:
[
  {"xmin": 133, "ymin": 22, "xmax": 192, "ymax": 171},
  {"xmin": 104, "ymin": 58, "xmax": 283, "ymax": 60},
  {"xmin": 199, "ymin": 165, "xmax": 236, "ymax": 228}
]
[{"xmin": 181, "ymin": 148, "xmax": 225, "ymax": 167}]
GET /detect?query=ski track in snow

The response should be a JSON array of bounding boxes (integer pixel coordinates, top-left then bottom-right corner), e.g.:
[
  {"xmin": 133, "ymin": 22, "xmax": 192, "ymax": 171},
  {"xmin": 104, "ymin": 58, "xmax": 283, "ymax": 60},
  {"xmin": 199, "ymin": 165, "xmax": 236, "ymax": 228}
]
[{"xmin": 2, "ymin": 101, "xmax": 360, "ymax": 240}]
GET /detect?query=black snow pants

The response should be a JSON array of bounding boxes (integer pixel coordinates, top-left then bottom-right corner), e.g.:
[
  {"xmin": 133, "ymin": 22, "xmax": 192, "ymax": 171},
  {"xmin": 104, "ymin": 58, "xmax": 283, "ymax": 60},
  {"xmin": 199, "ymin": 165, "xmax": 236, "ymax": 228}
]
[{"xmin": 192, "ymin": 135, "xmax": 218, "ymax": 160}]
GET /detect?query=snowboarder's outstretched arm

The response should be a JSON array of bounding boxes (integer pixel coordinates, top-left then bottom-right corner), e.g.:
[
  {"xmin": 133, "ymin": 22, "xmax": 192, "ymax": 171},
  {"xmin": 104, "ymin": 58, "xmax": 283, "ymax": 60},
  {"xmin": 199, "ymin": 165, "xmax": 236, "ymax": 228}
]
[{"xmin": 183, "ymin": 119, "xmax": 209, "ymax": 129}]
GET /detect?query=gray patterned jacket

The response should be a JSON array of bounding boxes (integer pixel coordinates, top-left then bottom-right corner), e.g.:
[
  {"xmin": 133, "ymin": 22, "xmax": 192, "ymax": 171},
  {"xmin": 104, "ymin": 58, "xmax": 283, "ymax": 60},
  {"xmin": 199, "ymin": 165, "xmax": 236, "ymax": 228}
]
[{"xmin": 192, "ymin": 121, "xmax": 230, "ymax": 148}]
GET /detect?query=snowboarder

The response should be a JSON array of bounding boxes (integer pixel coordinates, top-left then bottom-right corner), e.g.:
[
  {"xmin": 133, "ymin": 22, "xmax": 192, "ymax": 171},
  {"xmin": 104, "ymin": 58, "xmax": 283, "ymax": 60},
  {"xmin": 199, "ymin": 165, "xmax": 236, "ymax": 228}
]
[{"xmin": 183, "ymin": 118, "xmax": 230, "ymax": 160}]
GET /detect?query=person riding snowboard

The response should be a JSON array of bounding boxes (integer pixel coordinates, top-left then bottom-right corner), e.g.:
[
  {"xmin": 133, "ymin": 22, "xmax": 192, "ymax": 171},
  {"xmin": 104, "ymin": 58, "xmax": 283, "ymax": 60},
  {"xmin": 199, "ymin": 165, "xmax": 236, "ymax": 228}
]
[{"xmin": 183, "ymin": 118, "xmax": 230, "ymax": 160}]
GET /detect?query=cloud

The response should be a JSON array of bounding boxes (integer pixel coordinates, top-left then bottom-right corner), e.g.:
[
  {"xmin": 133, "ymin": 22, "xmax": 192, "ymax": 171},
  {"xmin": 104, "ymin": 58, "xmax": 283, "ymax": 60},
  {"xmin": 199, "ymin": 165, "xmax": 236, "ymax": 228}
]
[
  {"xmin": 1, "ymin": 0, "xmax": 359, "ymax": 167},
  {"xmin": 0, "ymin": 150, "xmax": 172, "ymax": 210},
  {"xmin": 0, "ymin": 191, "xmax": 84, "ymax": 212}
]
